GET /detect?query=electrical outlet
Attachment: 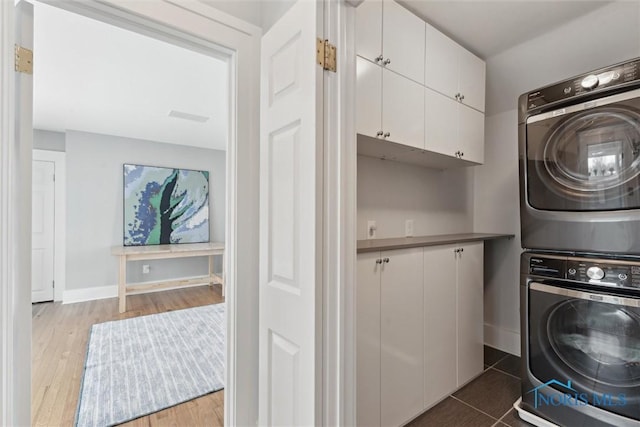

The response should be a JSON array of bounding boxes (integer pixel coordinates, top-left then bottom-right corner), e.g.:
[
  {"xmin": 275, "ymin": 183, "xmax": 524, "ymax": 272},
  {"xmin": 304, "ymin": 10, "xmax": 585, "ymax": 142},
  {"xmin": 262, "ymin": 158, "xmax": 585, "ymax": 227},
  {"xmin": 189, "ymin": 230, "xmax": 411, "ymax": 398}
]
[
  {"xmin": 367, "ymin": 220, "xmax": 377, "ymax": 239},
  {"xmin": 405, "ymin": 219, "xmax": 414, "ymax": 237},
  {"xmin": 142, "ymin": 264, "xmax": 150, "ymax": 274}
]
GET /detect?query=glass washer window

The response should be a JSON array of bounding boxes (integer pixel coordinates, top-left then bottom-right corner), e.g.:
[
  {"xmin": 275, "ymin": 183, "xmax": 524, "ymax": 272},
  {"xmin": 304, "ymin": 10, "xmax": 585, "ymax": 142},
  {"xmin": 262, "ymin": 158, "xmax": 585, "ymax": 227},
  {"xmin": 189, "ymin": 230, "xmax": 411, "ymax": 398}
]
[{"xmin": 547, "ymin": 299, "xmax": 640, "ymax": 387}]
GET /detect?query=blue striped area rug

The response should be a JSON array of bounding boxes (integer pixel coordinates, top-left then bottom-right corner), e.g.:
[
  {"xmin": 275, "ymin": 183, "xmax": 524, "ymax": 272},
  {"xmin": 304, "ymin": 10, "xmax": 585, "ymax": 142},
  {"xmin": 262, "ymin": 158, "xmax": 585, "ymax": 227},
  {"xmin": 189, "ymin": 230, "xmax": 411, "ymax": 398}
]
[{"xmin": 75, "ymin": 303, "xmax": 225, "ymax": 427}]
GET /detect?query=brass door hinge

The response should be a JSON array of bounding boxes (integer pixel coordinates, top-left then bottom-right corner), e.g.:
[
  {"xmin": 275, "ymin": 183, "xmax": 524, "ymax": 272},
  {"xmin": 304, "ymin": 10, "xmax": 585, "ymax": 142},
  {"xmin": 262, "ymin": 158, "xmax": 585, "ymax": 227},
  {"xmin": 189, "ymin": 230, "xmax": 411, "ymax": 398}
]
[
  {"xmin": 316, "ymin": 38, "xmax": 336, "ymax": 72},
  {"xmin": 15, "ymin": 45, "xmax": 33, "ymax": 74}
]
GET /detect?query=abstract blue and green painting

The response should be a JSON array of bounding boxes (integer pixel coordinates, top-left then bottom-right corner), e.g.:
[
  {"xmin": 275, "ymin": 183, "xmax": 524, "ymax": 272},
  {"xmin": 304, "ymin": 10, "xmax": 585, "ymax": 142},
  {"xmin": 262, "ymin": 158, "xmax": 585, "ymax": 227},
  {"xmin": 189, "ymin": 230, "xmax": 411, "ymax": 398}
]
[{"xmin": 123, "ymin": 164, "xmax": 210, "ymax": 246}]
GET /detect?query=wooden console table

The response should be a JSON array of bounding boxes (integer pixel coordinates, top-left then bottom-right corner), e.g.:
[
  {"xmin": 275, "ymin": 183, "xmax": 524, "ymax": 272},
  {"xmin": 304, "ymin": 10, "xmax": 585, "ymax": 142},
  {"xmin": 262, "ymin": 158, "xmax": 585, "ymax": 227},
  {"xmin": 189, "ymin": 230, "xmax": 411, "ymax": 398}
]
[{"xmin": 112, "ymin": 242, "xmax": 225, "ymax": 313}]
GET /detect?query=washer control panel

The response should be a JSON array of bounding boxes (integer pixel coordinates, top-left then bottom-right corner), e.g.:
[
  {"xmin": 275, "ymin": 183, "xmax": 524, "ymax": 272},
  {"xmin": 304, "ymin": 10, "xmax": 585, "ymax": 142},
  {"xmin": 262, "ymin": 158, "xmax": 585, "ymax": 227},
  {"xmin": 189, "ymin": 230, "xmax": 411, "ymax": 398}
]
[
  {"xmin": 528, "ymin": 254, "xmax": 640, "ymax": 290},
  {"xmin": 566, "ymin": 260, "xmax": 640, "ymax": 288}
]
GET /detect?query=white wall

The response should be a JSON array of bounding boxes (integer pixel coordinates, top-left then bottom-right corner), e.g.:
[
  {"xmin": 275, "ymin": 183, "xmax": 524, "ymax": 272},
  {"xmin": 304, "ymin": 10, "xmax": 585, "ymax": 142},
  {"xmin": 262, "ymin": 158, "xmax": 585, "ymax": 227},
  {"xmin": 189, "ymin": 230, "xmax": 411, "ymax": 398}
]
[
  {"xmin": 65, "ymin": 130, "xmax": 226, "ymax": 293},
  {"xmin": 200, "ymin": 0, "xmax": 295, "ymax": 31},
  {"xmin": 475, "ymin": 1, "xmax": 640, "ymax": 355},
  {"xmin": 33, "ymin": 129, "xmax": 64, "ymax": 151},
  {"xmin": 357, "ymin": 155, "xmax": 474, "ymax": 240}
]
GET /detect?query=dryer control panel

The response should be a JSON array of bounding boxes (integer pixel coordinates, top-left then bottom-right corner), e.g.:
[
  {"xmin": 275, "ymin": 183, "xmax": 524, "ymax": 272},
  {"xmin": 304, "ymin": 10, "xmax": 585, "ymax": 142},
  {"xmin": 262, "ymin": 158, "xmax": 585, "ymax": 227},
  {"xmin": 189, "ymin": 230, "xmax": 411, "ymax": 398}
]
[{"xmin": 525, "ymin": 57, "xmax": 640, "ymax": 110}]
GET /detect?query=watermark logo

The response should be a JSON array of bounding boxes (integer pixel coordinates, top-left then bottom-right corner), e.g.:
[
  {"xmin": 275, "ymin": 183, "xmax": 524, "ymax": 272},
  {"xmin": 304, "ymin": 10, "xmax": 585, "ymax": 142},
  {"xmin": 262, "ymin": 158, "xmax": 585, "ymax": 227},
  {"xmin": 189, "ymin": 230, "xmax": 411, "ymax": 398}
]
[{"xmin": 528, "ymin": 379, "xmax": 626, "ymax": 409}]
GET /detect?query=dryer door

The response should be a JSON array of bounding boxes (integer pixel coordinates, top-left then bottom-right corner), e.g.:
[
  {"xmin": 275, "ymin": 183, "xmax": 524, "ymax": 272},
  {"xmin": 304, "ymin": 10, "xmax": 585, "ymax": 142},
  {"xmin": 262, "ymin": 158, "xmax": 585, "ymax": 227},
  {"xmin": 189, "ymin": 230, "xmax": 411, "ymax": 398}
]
[{"xmin": 526, "ymin": 90, "xmax": 640, "ymax": 211}]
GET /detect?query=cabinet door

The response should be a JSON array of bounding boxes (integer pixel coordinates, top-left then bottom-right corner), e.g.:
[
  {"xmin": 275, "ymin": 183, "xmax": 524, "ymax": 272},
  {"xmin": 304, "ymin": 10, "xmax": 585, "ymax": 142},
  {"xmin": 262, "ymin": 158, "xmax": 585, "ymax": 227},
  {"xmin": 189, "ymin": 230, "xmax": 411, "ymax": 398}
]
[
  {"xmin": 356, "ymin": 57, "xmax": 383, "ymax": 139},
  {"xmin": 424, "ymin": 23, "xmax": 459, "ymax": 100},
  {"xmin": 457, "ymin": 242, "xmax": 484, "ymax": 387},
  {"xmin": 380, "ymin": 248, "xmax": 424, "ymax": 426},
  {"xmin": 425, "ymin": 87, "xmax": 458, "ymax": 158},
  {"xmin": 382, "ymin": 0, "xmax": 425, "ymax": 84},
  {"xmin": 458, "ymin": 48, "xmax": 486, "ymax": 112},
  {"xmin": 423, "ymin": 245, "xmax": 457, "ymax": 409},
  {"xmin": 357, "ymin": 252, "xmax": 382, "ymax": 427},
  {"xmin": 383, "ymin": 69, "xmax": 424, "ymax": 150},
  {"xmin": 356, "ymin": 0, "xmax": 383, "ymax": 64},
  {"xmin": 458, "ymin": 104, "xmax": 485, "ymax": 164}
]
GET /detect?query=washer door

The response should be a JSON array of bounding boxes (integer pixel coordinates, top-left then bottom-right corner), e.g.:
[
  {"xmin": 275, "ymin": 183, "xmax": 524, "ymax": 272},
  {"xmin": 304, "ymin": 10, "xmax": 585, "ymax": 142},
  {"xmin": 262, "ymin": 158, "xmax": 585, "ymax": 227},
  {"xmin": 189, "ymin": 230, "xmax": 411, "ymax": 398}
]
[
  {"xmin": 526, "ymin": 100, "xmax": 640, "ymax": 211},
  {"xmin": 548, "ymin": 299, "xmax": 640, "ymax": 387},
  {"xmin": 528, "ymin": 282, "xmax": 640, "ymax": 420}
]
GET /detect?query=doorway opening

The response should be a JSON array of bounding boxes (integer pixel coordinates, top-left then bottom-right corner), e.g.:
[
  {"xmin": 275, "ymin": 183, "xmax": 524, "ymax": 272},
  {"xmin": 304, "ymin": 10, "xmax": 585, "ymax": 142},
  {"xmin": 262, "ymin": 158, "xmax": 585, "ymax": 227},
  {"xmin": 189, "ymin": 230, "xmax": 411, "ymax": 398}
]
[{"xmin": 30, "ymin": 2, "xmax": 232, "ymax": 425}]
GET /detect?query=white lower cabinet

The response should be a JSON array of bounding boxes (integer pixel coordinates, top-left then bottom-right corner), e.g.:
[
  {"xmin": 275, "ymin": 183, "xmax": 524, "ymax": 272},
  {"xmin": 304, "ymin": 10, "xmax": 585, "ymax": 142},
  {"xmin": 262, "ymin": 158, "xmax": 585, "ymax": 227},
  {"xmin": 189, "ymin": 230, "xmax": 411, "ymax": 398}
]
[
  {"xmin": 357, "ymin": 248, "xmax": 424, "ymax": 427},
  {"xmin": 423, "ymin": 245, "xmax": 457, "ymax": 408},
  {"xmin": 456, "ymin": 242, "xmax": 484, "ymax": 386},
  {"xmin": 357, "ymin": 243, "xmax": 484, "ymax": 425}
]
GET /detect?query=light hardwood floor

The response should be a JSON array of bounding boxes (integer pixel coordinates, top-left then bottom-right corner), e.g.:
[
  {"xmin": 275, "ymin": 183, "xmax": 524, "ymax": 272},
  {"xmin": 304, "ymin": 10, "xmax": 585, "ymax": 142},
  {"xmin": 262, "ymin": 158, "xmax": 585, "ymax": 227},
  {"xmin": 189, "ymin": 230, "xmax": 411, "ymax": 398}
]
[{"xmin": 32, "ymin": 284, "xmax": 225, "ymax": 427}]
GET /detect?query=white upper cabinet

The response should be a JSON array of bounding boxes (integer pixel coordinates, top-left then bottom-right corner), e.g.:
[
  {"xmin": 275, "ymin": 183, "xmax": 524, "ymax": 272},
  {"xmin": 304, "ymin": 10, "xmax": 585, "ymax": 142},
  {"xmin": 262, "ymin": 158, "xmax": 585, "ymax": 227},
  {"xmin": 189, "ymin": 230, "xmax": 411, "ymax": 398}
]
[
  {"xmin": 425, "ymin": 23, "xmax": 486, "ymax": 112},
  {"xmin": 383, "ymin": 69, "xmax": 425, "ymax": 150},
  {"xmin": 382, "ymin": 0, "xmax": 425, "ymax": 84},
  {"xmin": 356, "ymin": 56, "xmax": 383, "ymax": 138},
  {"xmin": 355, "ymin": 0, "xmax": 485, "ymax": 167},
  {"xmin": 356, "ymin": 0, "xmax": 425, "ymax": 84},
  {"xmin": 458, "ymin": 48, "xmax": 486, "ymax": 112},
  {"xmin": 424, "ymin": 24, "xmax": 458, "ymax": 99},
  {"xmin": 458, "ymin": 105, "xmax": 485, "ymax": 164},
  {"xmin": 425, "ymin": 87, "xmax": 484, "ymax": 164},
  {"xmin": 357, "ymin": 56, "xmax": 425, "ymax": 150},
  {"xmin": 356, "ymin": 0, "xmax": 382, "ymax": 65}
]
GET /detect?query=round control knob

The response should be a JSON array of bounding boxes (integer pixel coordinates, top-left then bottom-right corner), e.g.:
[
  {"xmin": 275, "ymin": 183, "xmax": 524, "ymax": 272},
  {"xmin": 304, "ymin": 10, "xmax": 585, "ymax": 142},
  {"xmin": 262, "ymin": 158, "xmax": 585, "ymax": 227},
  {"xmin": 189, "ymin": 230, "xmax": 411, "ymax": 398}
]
[
  {"xmin": 619, "ymin": 273, "xmax": 628, "ymax": 281},
  {"xmin": 568, "ymin": 268, "xmax": 577, "ymax": 275},
  {"xmin": 586, "ymin": 266, "xmax": 605, "ymax": 280},
  {"xmin": 581, "ymin": 74, "xmax": 599, "ymax": 90}
]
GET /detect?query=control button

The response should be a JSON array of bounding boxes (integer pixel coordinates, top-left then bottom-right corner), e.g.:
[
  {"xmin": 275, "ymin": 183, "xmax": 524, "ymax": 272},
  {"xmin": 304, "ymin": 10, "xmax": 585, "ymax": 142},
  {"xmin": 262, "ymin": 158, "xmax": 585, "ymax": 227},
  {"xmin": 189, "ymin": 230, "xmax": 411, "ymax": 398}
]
[
  {"xmin": 581, "ymin": 74, "xmax": 599, "ymax": 90},
  {"xmin": 568, "ymin": 268, "xmax": 577, "ymax": 275},
  {"xmin": 587, "ymin": 266, "xmax": 605, "ymax": 280},
  {"xmin": 619, "ymin": 273, "xmax": 628, "ymax": 281}
]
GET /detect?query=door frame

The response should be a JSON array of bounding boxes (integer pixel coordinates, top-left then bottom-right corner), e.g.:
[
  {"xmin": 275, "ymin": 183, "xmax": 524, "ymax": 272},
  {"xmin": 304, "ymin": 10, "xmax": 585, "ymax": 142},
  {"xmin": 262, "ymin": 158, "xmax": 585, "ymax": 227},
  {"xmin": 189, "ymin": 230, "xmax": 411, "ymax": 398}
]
[
  {"xmin": 1, "ymin": 1, "xmax": 262, "ymax": 425},
  {"xmin": 32, "ymin": 149, "xmax": 66, "ymax": 302}
]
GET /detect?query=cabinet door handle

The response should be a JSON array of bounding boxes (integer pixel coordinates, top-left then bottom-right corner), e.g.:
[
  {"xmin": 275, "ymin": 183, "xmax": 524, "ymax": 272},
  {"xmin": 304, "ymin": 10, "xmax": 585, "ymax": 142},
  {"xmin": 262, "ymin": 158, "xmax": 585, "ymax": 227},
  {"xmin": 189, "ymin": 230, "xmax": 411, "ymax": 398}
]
[
  {"xmin": 455, "ymin": 151, "xmax": 460, "ymax": 158},
  {"xmin": 376, "ymin": 131, "xmax": 384, "ymax": 137},
  {"xmin": 374, "ymin": 54, "xmax": 384, "ymax": 63},
  {"xmin": 460, "ymin": 152, "xmax": 464, "ymax": 157},
  {"xmin": 460, "ymin": 248, "xmax": 464, "ymax": 252},
  {"xmin": 383, "ymin": 257, "xmax": 390, "ymax": 263},
  {"xmin": 454, "ymin": 93, "xmax": 460, "ymax": 100},
  {"xmin": 375, "ymin": 259, "xmax": 383, "ymax": 264},
  {"xmin": 383, "ymin": 132, "xmax": 390, "ymax": 138},
  {"xmin": 460, "ymin": 94, "xmax": 465, "ymax": 101},
  {"xmin": 383, "ymin": 58, "xmax": 391, "ymax": 66}
]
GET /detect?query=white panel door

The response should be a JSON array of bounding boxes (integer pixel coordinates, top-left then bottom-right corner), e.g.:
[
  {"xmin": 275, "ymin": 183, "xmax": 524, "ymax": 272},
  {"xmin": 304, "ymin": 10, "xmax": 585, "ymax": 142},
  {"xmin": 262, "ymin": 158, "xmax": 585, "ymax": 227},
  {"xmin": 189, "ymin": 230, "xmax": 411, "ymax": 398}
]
[
  {"xmin": 356, "ymin": 253, "xmax": 382, "ymax": 427},
  {"xmin": 458, "ymin": 104, "xmax": 485, "ymax": 164},
  {"xmin": 383, "ymin": 69, "xmax": 424, "ymax": 150},
  {"xmin": 356, "ymin": 57, "xmax": 382, "ymax": 139},
  {"xmin": 259, "ymin": 1, "xmax": 322, "ymax": 425},
  {"xmin": 424, "ymin": 23, "xmax": 459, "ymax": 100},
  {"xmin": 423, "ymin": 245, "xmax": 457, "ymax": 409},
  {"xmin": 31, "ymin": 160, "xmax": 54, "ymax": 303},
  {"xmin": 355, "ymin": 0, "xmax": 382, "ymax": 64},
  {"xmin": 424, "ymin": 87, "xmax": 458, "ymax": 158},
  {"xmin": 457, "ymin": 242, "xmax": 484, "ymax": 387},
  {"xmin": 458, "ymin": 48, "xmax": 486, "ymax": 112},
  {"xmin": 380, "ymin": 248, "xmax": 423, "ymax": 426}
]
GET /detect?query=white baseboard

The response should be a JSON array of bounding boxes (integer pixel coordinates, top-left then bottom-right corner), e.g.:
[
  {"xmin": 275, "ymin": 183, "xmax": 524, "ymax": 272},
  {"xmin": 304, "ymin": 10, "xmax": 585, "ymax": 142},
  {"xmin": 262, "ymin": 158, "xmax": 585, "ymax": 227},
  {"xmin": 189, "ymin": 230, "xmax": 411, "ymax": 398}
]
[
  {"xmin": 484, "ymin": 323, "xmax": 520, "ymax": 356},
  {"xmin": 63, "ymin": 285, "xmax": 118, "ymax": 304},
  {"xmin": 62, "ymin": 279, "xmax": 215, "ymax": 305}
]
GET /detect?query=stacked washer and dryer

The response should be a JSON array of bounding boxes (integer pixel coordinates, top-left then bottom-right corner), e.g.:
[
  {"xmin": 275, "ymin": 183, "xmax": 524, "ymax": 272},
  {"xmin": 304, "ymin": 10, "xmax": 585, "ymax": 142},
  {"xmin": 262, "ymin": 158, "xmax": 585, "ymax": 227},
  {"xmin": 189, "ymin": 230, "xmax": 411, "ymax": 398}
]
[{"xmin": 518, "ymin": 58, "xmax": 640, "ymax": 426}]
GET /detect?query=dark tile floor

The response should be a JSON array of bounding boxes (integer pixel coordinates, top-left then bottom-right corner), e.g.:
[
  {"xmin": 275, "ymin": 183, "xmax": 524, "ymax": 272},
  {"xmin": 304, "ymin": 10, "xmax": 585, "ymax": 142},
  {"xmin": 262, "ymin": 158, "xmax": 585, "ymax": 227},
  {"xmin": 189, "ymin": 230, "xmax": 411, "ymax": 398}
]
[{"xmin": 407, "ymin": 346, "xmax": 533, "ymax": 427}]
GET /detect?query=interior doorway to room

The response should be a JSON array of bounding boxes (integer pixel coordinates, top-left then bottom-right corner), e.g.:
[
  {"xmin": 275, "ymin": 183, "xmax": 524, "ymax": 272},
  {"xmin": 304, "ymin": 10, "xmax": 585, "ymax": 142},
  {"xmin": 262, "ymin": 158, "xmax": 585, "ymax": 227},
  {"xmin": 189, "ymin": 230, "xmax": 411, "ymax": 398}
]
[{"xmin": 30, "ymin": 2, "xmax": 232, "ymax": 425}]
